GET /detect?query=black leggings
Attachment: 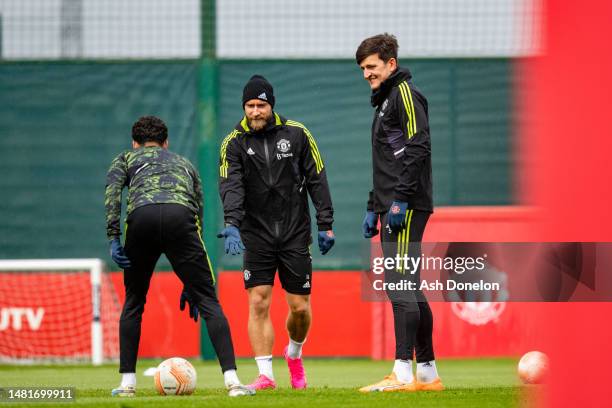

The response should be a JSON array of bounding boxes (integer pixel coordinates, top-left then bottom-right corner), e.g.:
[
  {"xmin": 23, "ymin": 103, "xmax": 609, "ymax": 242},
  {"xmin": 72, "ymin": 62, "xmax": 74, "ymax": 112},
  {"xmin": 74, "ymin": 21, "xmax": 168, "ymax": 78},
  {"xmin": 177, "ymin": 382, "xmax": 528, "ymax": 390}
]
[
  {"xmin": 120, "ymin": 203, "xmax": 236, "ymax": 373},
  {"xmin": 380, "ymin": 210, "xmax": 435, "ymax": 362}
]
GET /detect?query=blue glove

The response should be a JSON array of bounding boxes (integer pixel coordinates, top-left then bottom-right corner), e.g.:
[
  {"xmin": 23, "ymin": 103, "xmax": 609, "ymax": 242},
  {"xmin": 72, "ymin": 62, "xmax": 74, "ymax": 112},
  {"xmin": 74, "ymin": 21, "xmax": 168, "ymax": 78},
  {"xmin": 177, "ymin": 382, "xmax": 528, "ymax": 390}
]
[
  {"xmin": 109, "ymin": 238, "xmax": 131, "ymax": 269},
  {"xmin": 179, "ymin": 287, "xmax": 199, "ymax": 322},
  {"xmin": 362, "ymin": 211, "xmax": 379, "ymax": 238},
  {"xmin": 387, "ymin": 201, "xmax": 408, "ymax": 233},
  {"xmin": 217, "ymin": 225, "xmax": 246, "ymax": 255},
  {"xmin": 318, "ymin": 230, "xmax": 335, "ymax": 255}
]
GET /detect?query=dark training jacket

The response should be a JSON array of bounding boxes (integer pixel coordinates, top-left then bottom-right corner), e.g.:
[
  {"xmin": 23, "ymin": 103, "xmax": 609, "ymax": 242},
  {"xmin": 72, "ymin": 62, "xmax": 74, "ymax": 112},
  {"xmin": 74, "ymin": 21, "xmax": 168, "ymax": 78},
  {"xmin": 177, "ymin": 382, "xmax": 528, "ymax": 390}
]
[
  {"xmin": 219, "ymin": 113, "xmax": 334, "ymax": 249},
  {"xmin": 368, "ymin": 67, "xmax": 433, "ymax": 214},
  {"xmin": 105, "ymin": 146, "xmax": 202, "ymax": 240}
]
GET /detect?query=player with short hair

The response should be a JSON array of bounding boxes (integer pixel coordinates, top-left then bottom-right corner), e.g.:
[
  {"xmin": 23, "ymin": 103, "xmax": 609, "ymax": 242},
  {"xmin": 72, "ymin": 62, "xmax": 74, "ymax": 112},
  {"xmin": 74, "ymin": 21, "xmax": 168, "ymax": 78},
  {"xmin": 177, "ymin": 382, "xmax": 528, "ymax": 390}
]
[
  {"xmin": 218, "ymin": 75, "xmax": 335, "ymax": 390},
  {"xmin": 355, "ymin": 34, "xmax": 443, "ymax": 392},
  {"xmin": 105, "ymin": 115, "xmax": 253, "ymax": 397}
]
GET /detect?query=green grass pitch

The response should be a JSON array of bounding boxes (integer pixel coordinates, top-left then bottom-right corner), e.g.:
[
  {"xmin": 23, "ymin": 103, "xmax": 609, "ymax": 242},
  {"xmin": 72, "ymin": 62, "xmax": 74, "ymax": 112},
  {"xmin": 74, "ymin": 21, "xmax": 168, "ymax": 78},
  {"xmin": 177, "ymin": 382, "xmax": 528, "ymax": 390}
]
[{"xmin": 0, "ymin": 358, "xmax": 541, "ymax": 407}]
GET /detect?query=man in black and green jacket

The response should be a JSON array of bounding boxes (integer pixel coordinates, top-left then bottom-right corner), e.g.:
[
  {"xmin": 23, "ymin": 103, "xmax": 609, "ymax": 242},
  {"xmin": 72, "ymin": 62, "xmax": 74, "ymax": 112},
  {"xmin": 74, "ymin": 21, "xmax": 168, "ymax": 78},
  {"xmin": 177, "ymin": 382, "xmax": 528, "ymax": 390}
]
[
  {"xmin": 105, "ymin": 116, "xmax": 252, "ymax": 398},
  {"xmin": 218, "ymin": 75, "xmax": 335, "ymax": 390}
]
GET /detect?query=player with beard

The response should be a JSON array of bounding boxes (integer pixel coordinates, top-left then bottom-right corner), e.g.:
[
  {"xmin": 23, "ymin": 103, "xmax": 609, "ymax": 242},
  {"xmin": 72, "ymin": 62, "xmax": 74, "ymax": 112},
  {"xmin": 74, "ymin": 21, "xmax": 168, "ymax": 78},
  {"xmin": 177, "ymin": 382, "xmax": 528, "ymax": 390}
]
[{"xmin": 218, "ymin": 75, "xmax": 335, "ymax": 391}]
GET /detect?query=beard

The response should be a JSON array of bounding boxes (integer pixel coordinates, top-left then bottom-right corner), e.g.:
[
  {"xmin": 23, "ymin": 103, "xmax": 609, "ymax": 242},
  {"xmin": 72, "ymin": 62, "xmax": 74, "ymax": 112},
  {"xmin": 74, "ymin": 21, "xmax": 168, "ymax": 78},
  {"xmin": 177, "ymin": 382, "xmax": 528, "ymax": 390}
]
[
  {"xmin": 249, "ymin": 118, "xmax": 267, "ymax": 131},
  {"xmin": 248, "ymin": 111, "xmax": 272, "ymax": 131}
]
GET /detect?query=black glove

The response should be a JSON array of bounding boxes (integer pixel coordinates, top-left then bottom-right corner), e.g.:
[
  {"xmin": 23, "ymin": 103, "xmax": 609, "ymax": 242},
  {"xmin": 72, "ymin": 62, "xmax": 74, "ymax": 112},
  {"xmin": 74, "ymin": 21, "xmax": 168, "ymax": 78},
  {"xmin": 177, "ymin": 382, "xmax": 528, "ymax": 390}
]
[{"xmin": 179, "ymin": 287, "xmax": 199, "ymax": 322}]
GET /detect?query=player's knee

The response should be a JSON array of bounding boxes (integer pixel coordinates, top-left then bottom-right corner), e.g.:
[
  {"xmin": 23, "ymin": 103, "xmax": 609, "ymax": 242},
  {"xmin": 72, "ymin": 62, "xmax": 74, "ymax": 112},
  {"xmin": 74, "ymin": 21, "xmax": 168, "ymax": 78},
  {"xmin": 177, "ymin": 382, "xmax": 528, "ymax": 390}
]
[
  {"xmin": 288, "ymin": 300, "xmax": 310, "ymax": 317},
  {"xmin": 120, "ymin": 303, "xmax": 145, "ymax": 320},
  {"xmin": 249, "ymin": 294, "xmax": 271, "ymax": 318}
]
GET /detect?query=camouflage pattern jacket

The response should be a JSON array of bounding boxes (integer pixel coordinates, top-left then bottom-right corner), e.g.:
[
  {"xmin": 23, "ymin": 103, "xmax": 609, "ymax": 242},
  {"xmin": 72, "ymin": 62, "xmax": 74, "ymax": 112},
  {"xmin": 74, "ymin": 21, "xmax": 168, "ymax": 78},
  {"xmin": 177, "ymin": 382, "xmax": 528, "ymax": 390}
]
[{"xmin": 105, "ymin": 146, "xmax": 202, "ymax": 240}]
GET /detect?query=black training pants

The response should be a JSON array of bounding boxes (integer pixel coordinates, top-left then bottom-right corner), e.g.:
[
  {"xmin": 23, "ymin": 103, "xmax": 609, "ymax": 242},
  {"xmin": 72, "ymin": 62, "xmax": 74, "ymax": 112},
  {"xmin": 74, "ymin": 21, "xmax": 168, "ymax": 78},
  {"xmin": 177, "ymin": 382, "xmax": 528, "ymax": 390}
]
[
  {"xmin": 380, "ymin": 210, "xmax": 435, "ymax": 362},
  {"xmin": 120, "ymin": 203, "xmax": 236, "ymax": 373}
]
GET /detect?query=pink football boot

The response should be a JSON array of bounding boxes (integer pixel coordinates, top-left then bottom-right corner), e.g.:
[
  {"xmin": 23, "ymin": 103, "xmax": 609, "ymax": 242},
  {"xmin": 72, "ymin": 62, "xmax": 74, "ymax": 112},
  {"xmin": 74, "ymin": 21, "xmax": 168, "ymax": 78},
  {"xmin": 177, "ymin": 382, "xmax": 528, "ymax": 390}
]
[
  {"xmin": 246, "ymin": 374, "xmax": 276, "ymax": 391},
  {"xmin": 284, "ymin": 346, "xmax": 307, "ymax": 389}
]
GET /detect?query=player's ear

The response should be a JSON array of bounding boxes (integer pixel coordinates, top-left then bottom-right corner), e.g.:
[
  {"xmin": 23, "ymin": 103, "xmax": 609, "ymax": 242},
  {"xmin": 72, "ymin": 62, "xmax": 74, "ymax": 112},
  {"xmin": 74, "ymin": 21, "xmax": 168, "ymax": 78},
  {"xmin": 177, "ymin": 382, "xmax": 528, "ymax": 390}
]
[
  {"xmin": 132, "ymin": 140, "xmax": 140, "ymax": 149},
  {"xmin": 387, "ymin": 57, "xmax": 397, "ymax": 71},
  {"xmin": 163, "ymin": 139, "xmax": 169, "ymax": 149}
]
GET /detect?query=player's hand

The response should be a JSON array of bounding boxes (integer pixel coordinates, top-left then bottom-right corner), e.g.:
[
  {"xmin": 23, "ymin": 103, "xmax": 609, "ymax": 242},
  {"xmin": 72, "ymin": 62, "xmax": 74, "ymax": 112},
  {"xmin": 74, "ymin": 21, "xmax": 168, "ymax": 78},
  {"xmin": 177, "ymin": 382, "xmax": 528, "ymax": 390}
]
[
  {"xmin": 362, "ymin": 211, "xmax": 379, "ymax": 238},
  {"xmin": 387, "ymin": 201, "xmax": 408, "ymax": 233},
  {"xmin": 109, "ymin": 238, "xmax": 131, "ymax": 269},
  {"xmin": 216, "ymin": 225, "xmax": 246, "ymax": 255},
  {"xmin": 179, "ymin": 287, "xmax": 199, "ymax": 322},
  {"xmin": 318, "ymin": 230, "xmax": 335, "ymax": 255}
]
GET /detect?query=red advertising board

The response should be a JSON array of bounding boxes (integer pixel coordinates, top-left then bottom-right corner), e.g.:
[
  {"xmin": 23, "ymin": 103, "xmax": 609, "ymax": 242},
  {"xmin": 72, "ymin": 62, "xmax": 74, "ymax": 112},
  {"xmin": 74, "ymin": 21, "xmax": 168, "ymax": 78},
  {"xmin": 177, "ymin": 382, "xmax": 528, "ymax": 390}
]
[
  {"xmin": 0, "ymin": 272, "xmax": 119, "ymax": 361},
  {"xmin": 109, "ymin": 272, "xmax": 200, "ymax": 358},
  {"xmin": 217, "ymin": 271, "xmax": 372, "ymax": 357}
]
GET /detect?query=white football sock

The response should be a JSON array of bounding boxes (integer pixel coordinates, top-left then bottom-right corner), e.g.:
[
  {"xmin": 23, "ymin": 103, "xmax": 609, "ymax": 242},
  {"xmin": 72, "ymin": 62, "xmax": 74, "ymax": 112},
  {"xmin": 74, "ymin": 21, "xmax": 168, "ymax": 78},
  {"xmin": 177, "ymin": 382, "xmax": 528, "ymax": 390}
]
[
  {"xmin": 416, "ymin": 361, "xmax": 439, "ymax": 383},
  {"xmin": 120, "ymin": 373, "xmax": 136, "ymax": 387},
  {"xmin": 287, "ymin": 338, "xmax": 305, "ymax": 359},
  {"xmin": 255, "ymin": 355, "xmax": 274, "ymax": 380},
  {"xmin": 223, "ymin": 369, "xmax": 240, "ymax": 387},
  {"xmin": 392, "ymin": 359, "xmax": 414, "ymax": 383}
]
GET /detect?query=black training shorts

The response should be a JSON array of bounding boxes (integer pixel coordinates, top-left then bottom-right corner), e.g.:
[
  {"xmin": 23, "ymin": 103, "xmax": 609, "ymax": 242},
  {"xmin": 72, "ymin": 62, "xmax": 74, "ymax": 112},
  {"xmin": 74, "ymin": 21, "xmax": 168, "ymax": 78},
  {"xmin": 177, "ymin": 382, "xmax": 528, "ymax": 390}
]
[{"xmin": 242, "ymin": 247, "xmax": 312, "ymax": 295}]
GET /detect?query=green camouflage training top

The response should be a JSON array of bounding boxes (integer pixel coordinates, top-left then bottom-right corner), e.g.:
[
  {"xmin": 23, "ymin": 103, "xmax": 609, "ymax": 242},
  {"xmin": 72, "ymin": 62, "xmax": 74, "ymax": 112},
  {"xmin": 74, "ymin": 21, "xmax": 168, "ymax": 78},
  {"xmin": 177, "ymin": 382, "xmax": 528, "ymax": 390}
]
[{"xmin": 105, "ymin": 146, "xmax": 203, "ymax": 240}]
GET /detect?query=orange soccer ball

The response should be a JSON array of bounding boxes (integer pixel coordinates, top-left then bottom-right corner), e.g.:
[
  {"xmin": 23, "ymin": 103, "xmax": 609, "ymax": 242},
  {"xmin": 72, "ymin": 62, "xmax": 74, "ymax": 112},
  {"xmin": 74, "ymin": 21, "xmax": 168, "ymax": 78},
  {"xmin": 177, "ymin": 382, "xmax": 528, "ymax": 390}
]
[
  {"xmin": 518, "ymin": 351, "xmax": 549, "ymax": 384},
  {"xmin": 154, "ymin": 357, "xmax": 197, "ymax": 395}
]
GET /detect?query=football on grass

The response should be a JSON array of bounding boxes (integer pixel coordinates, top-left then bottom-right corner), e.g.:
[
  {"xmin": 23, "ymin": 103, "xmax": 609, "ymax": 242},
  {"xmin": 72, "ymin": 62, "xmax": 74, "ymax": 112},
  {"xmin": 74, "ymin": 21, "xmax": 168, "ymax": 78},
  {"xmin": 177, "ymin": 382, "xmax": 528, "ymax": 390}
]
[
  {"xmin": 154, "ymin": 357, "xmax": 197, "ymax": 395},
  {"xmin": 518, "ymin": 351, "xmax": 549, "ymax": 384}
]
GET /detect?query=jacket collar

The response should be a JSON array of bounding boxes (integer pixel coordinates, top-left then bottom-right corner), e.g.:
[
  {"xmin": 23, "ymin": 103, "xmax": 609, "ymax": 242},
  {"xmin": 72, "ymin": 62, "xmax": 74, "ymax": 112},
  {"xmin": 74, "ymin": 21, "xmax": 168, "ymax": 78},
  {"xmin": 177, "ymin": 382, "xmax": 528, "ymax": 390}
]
[
  {"xmin": 370, "ymin": 66, "xmax": 412, "ymax": 107},
  {"xmin": 237, "ymin": 112, "xmax": 284, "ymax": 133}
]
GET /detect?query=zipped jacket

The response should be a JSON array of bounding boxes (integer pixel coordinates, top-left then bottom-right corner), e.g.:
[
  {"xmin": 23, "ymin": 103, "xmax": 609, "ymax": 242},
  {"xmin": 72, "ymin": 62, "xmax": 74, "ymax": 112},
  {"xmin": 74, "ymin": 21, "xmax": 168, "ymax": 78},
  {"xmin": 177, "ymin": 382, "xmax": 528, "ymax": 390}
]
[
  {"xmin": 219, "ymin": 113, "xmax": 334, "ymax": 248},
  {"xmin": 368, "ymin": 67, "xmax": 433, "ymax": 214}
]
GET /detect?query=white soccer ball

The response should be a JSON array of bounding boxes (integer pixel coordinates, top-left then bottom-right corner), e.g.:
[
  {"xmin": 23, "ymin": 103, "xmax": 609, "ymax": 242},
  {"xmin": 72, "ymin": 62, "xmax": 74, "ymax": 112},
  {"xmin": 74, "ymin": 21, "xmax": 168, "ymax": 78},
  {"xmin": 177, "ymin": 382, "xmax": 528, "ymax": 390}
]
[
  {"xmin": 518, "ymin": 351, "xmax": 549, "ymax": 384},
  {"xmin": 154, "ymin": 357, "xmax": 197, "ymax": 395}
]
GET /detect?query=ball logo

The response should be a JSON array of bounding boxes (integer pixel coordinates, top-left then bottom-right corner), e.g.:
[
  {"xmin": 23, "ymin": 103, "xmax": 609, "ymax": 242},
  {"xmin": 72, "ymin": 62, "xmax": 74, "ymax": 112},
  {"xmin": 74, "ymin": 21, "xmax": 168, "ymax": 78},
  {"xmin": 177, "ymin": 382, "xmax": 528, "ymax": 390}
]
[
  {"xmin": 450, "ymin": 302, "xmax": 505, "ymax": 326},
  {"xmin": 243, "ymin": 269, "xmax": 251, "ymax": 281},
  {"xmin": 277, "ymin": 139, "xmax": 291, "ymax": 153}
]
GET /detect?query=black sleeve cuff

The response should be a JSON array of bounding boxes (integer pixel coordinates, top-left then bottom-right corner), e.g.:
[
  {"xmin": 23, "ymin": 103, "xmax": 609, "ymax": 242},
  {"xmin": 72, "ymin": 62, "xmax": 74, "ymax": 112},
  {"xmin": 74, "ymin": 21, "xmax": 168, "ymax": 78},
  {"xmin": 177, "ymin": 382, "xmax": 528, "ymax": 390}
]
[
  {"xmin": 317, "ymin": 223, "xmax": 333, "ymax": 232},
  {"xmin": 367, "ymin": 190, "xmax": 375, "ymax": 211},
  {"xmin": 225, "ymin": 217, "xmax": 242, "ymax": 228},
  {"xmin": 394, "ymin": 192, "xmax": 412, "ymax": 203}
]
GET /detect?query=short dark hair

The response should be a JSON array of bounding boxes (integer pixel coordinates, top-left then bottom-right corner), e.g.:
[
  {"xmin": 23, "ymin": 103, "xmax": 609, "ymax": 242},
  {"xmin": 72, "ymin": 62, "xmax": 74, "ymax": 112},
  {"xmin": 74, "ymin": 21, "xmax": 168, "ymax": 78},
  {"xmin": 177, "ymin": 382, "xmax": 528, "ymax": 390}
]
[
  {"xmin": 355, "ymin": 33, "xmax": 399, "ymax": 65},
  {"xmin": 131, "ymin": 116, "xmax": 168, "ymax": 145}
]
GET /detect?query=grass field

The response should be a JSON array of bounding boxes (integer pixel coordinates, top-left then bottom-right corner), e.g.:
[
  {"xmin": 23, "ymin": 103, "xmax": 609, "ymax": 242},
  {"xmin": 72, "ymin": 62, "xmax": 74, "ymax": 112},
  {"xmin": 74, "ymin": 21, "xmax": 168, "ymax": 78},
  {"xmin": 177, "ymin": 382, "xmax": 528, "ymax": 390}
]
[{"xmin": 0, "ymin": 358, "xmax": 542, "ymax": 407}]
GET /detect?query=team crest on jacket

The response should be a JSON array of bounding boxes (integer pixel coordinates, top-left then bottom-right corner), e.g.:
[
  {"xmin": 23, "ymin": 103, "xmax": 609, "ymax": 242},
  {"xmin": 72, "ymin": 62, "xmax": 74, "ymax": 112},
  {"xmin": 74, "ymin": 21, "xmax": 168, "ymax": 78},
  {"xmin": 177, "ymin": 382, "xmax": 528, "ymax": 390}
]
[
  {"xmin": 276, "ymin": 138, "xmax": 293, "ymax": 160},
  {"xmin": 277, "ymin": 139, "xmax": 291, "ymax": 153},
  {"xmin": 244, "ymin": 269, "xmax": 251, "ymax": 281}
]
